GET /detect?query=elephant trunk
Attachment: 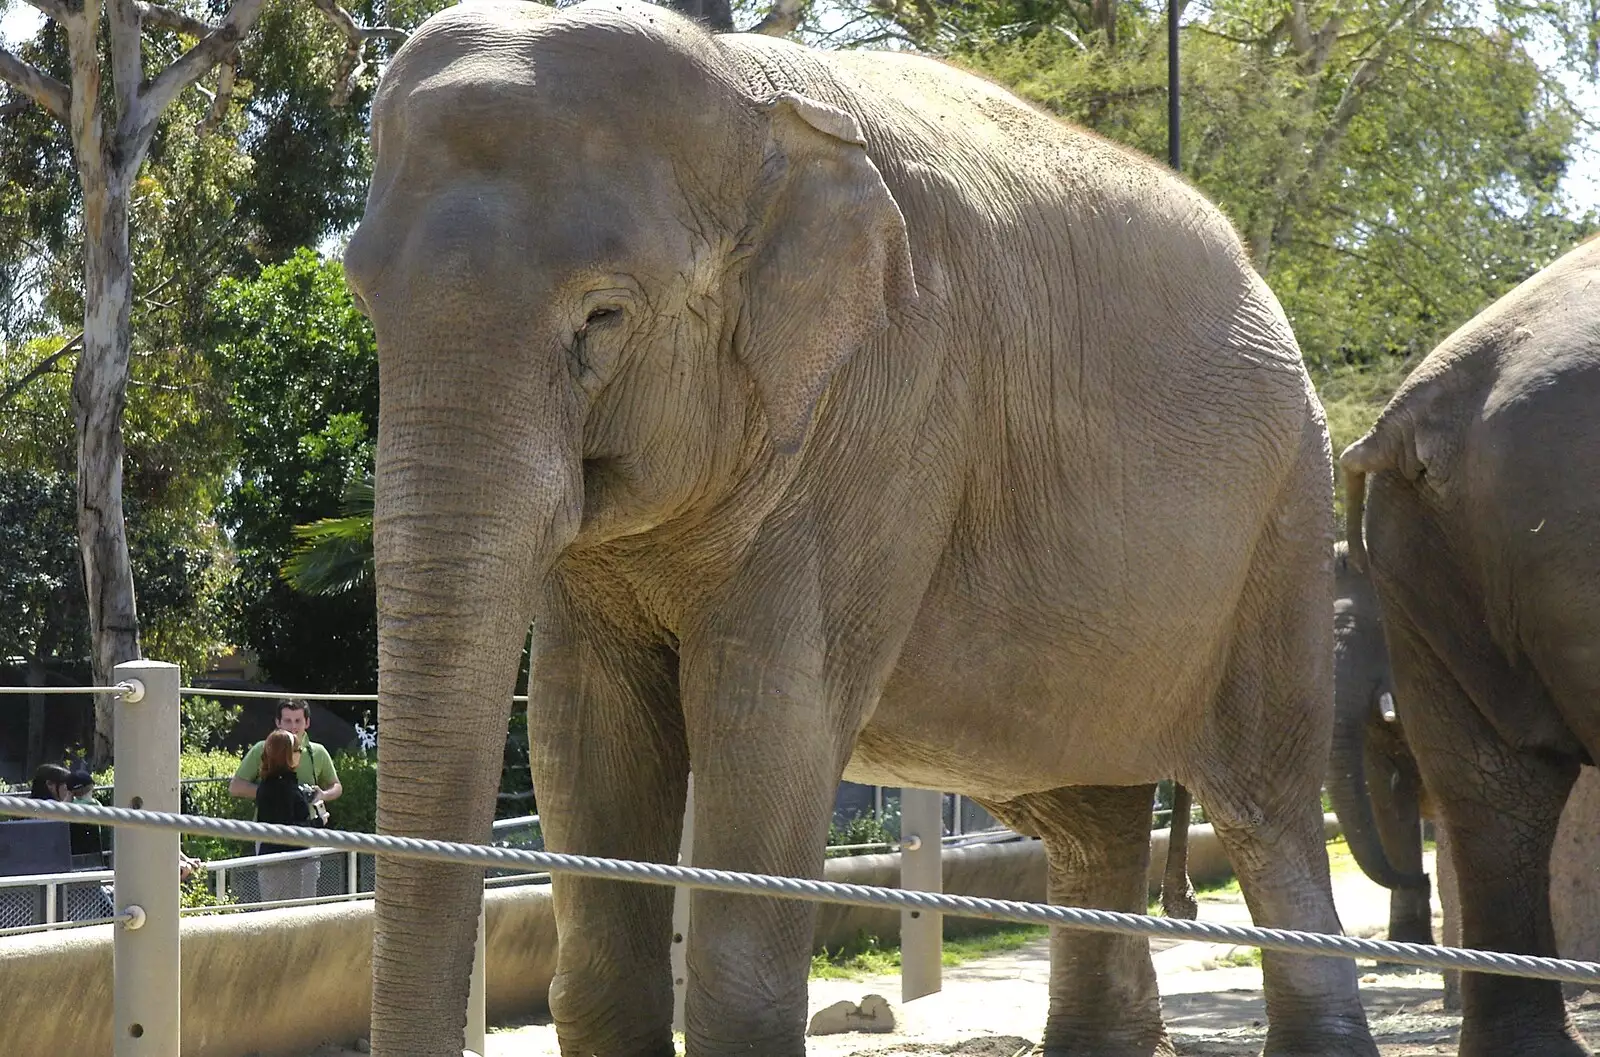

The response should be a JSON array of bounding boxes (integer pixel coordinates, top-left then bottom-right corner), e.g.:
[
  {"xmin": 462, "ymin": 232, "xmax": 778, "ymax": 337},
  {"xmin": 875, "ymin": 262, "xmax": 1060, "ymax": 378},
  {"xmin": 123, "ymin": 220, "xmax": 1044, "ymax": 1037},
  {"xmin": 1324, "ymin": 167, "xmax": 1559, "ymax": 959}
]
[
  {"xmin": 370, "ymin": 401, "xmax": 581, "ymax": 1057},
  {"xmin": 1327, "ymin": 692, "xmax": 1428, "ymax": 893}
]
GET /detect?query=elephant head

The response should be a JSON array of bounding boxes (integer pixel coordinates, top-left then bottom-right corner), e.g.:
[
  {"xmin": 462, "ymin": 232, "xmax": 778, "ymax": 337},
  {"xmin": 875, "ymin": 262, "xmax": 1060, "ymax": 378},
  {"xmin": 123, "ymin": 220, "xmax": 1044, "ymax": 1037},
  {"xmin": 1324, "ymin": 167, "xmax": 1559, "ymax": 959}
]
[
  {"xmin": 342, "ymin": 3, "xmax": 913, "ymax": 1052},
  {"xmin": 1330, "ymin": 540, "xmax": 1429, "ymax": 894}
]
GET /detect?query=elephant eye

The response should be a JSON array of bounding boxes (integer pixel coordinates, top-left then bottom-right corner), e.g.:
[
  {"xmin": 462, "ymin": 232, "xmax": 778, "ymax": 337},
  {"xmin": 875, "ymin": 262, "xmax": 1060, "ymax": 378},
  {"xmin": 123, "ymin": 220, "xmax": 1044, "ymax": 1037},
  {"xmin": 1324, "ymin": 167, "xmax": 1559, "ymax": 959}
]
[{"xmin": 583, "ymin": 306, "xmax": 622, "ymax": 329}]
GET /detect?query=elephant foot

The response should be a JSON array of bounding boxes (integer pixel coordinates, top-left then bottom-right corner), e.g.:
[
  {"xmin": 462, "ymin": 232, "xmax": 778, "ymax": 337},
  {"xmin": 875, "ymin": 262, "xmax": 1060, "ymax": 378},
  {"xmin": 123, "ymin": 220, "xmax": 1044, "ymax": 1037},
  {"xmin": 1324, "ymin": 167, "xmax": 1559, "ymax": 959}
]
[
  {"xmin": 1260, "ymin": 1019, "xmax": 1380, "ymax": 1057},
  {"xmin": 555, "ymin": 1028, "xmax": 675, "ymax": 1057},
  {"xmin": 1035, "ymin": 1044, "xmax": 1175, "ymax": 1057},
  {"xmin": 1036, "ymin": 1027, "xmax": 1176, "ymax": 1057},
  {"xmin": 1459, "ymin": 1024, "xmax": 1592, "ymax": 1057}
]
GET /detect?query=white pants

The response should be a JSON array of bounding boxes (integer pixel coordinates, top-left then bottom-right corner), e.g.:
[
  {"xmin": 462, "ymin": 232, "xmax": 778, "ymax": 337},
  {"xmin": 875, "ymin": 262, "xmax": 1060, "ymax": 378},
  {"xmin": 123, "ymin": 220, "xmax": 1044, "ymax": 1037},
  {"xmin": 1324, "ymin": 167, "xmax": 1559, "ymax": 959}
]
[{"xmin": 256, "ymin": 854, "xmax": 318, "ymax": 903}]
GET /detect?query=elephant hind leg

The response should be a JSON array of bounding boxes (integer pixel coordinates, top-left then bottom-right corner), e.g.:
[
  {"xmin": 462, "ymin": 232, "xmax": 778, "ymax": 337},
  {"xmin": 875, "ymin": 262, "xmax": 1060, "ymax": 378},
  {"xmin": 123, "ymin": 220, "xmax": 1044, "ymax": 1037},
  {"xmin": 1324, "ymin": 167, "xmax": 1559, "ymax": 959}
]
[
  {"xmin": 1185, "ymin": 438, "xmax": 1377, "ymax": 1057},
  {"xmin": 993, "ymin": 784, "xmax": 1175, "ymax": 1057},
  {"xmin": 1379, "ymin": 613, "xmax": 1588, "ymax": 1057}
]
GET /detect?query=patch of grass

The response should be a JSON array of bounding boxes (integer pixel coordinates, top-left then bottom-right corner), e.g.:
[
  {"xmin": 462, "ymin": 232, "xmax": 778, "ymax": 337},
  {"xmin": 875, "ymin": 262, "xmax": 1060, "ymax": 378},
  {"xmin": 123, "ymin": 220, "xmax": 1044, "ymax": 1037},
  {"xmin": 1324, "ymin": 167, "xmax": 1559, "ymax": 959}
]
[
  {"xmin": 1195, "ymin": 875, "xmax": 1242, "ymax": 898},
  {"xmin": 1326, "ymin": 835, "xmax": 1363, "ymax": 877},
  {"xmin": 809, "ymin": 924, "xmax": 1049, "ymax": 980},
  {"xmin": 943, "ymin": 924, "xmax": 1050, "ymax": 962},
  {"xmin": 1212, "ymin": 946, "xmax": 1263, "ymax": 969}
]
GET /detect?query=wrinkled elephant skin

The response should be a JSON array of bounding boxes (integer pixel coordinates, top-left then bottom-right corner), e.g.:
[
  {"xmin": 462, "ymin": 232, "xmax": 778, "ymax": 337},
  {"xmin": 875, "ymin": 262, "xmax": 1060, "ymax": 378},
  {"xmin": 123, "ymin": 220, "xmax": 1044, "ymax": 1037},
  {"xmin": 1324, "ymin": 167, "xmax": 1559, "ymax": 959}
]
[
  {"xmin": 1343, "ymin": 235, "xmax": 1600, "ymax": 1057},
  {"xmin": 347, "ymin": 3, "xmax": 1378, "ymax": 1055}
]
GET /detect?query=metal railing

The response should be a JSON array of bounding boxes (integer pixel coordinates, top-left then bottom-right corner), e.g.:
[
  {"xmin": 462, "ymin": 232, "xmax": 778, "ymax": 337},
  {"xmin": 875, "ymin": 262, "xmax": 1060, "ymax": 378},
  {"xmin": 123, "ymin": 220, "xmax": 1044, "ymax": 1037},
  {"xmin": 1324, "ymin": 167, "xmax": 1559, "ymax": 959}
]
[{"xmin": 0, "ymin": 813, "xmax": 545, "ymax": 935}]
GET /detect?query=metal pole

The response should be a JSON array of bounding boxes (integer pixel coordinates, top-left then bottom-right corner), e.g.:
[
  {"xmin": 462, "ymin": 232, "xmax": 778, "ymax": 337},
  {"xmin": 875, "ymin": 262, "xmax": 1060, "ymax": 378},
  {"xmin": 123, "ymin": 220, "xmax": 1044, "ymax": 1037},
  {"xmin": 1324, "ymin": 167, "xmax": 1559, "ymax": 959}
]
[
  {"xmin": 113, "ymin": 660, "xmax": 181, "ymax": 1057},
  {"xmin": 1168, "ymin": 0, "xmax": 1181, "ymax": 171},
  {"xmin": 899, "ymin": 787, "xmax": 943, "ymax": 1002},
  {"xmin": 465, "ymin": 897, "xmax": 487, "ymax": 1055},
  {"xmin": 671, "ymin": 774, "xmax": 695, "ymax": 1033}
]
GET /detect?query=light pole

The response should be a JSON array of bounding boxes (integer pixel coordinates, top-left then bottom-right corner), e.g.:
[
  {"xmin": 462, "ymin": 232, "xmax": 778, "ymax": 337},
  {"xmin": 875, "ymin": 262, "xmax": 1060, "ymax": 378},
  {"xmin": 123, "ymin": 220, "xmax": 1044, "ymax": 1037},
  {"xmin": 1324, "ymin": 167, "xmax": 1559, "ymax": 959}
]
[{"xmin": 1168, "ymin": 0, "xmax": 1181, "ymax": 171}]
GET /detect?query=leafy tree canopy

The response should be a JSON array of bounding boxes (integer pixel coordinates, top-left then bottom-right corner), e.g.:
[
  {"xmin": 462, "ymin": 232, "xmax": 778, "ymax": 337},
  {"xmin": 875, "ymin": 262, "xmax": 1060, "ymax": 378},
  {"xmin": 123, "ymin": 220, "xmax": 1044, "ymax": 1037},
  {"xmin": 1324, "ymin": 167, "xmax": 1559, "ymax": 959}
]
[{"xmin": 206, "ymin": 247, "xmax": 378, "ymax": 695}]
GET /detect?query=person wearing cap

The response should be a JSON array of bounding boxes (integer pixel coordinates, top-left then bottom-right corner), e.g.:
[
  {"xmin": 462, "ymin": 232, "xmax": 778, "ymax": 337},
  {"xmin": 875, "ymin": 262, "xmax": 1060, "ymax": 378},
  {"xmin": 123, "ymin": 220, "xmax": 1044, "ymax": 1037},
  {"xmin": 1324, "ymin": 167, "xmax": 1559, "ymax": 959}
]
[{"xmin": 64, "ymin": 766, "xmax": 106, "ymax": 866}]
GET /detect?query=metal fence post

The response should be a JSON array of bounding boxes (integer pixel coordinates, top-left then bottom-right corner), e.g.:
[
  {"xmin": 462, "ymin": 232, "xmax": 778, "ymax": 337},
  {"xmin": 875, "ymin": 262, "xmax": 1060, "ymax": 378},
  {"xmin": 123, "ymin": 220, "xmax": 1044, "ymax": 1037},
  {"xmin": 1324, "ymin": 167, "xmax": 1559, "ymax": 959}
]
[
  {"xmin": 465, "ymin": 896, "xmax": 487, "ymax": 1055},
  {"xmin": 899, "ymin": 787, "xmax": 943, "ymax": 1002},
  {"xmin": 671, "ymin": 773, "xmax": 694, "ymax": 1034},
  {"xmin": 113, "ymin": 660, "xmax": 181, "ymax": 1057}
]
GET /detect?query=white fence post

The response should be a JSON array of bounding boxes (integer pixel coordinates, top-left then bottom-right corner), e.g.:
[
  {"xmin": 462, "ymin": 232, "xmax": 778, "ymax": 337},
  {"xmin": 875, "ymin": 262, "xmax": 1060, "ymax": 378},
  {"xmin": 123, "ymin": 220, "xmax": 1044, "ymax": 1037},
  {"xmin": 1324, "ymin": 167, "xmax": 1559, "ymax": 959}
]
[
  {"xmin": 465, "ymin": 895, "xmax": 487, "ymax": 1055},
  {"xmin": 671, "ymin": 773, "xmax": 694, "ymax": 1034},
  {"xmin": 899, "ymin": 787, "xmax": 943, "ymax": 1003},
  {"xmin": 113, "ymin": 659, "xmax": 181, "ymax": 1057}
]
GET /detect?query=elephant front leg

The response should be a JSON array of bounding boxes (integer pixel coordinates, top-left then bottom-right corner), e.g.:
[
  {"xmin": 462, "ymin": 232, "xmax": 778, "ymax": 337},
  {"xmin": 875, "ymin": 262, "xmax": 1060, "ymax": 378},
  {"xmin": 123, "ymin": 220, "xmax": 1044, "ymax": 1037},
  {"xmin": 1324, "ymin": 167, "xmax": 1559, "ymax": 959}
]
[
  {"xmin": 529, "ymin": 619, "xmax": 688, "ymax": 1057},
  {"xmin": 676, "ymin": 628, "xmax": 841, "ymax": 1057}
]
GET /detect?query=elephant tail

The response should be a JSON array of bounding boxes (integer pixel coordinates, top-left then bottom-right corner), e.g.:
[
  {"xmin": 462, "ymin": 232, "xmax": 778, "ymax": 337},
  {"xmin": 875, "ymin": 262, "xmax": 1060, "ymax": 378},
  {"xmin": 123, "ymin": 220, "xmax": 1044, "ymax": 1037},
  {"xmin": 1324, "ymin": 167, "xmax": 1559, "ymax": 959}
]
[{"xmin": 1338, "ymin": 420, "xmax": 1402, "ymax": 574}]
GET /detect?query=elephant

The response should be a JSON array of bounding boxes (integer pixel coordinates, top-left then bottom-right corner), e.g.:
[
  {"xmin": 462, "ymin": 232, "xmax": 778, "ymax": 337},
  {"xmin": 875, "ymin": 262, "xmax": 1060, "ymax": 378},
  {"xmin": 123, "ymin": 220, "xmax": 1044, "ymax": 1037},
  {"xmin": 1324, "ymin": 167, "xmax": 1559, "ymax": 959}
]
[
  {"xmin": 345, "ymin": 2, "xmax": 1378, "ymax": 1055},
  {"xmin": 1328, "ymin": 540, "xmax": 1434, "ymax": 944},
  {"xmin": 1341, "ymin": 234, "xmax": 1600, "ymax": 1057}
]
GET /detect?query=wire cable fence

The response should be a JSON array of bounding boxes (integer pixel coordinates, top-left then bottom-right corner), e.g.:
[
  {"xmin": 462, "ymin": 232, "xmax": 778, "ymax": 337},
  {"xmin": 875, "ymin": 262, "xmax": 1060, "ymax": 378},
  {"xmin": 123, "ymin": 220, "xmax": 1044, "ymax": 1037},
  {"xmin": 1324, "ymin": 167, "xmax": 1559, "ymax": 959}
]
[{"xmin": 2, "ymin": 794, "xmax": 1598, "ymax": 987}]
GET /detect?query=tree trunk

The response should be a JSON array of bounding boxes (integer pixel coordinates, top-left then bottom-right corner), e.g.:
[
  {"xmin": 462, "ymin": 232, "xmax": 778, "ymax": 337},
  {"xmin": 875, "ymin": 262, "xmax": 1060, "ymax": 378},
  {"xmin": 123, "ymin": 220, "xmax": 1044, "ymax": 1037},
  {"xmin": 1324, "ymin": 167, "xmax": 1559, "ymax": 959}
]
[{"xmin": 74, "ymin": 174, "xmax": 142, "ymax": 768}]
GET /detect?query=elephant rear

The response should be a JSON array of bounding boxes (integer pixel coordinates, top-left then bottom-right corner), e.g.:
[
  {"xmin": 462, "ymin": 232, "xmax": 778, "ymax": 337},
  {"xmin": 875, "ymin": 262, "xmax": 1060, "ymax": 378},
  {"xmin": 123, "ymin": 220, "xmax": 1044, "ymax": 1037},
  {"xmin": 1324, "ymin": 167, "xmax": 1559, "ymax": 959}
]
[{"xmin": 1339, "ymin": 236, "xmax": 1600, "ymax": 1057}]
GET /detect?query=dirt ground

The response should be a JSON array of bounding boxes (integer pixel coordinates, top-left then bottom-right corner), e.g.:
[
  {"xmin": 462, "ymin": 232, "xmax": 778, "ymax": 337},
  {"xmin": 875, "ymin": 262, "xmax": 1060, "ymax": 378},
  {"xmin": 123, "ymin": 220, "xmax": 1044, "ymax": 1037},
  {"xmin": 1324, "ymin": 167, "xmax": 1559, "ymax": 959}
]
[
  {"xmin": 315, "ymin": 849, "xmax": 1599, "ymax": 1057},
  {"xmin": 472, "ymin": 971, "xmax": 1600, "ymax": 1057}
]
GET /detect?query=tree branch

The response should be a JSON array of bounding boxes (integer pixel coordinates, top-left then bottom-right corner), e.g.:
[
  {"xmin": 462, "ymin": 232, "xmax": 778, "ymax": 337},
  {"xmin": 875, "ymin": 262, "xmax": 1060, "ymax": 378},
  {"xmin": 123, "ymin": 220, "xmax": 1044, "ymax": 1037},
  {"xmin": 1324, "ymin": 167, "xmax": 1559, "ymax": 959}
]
[
  {"xmin": 1189, "ymin": 24, "xmax": 1270, "ymax": 45},
  {"xmin": 138, "ymin": 1, "xmax": 217, "ymax": 37},
  {"xmin": 0, "ymin": 332, "xmax": 83, "ymax": 407},
  {"xmin": 130, "ymin": 0, "xmax": 270, "ymax": 155},
  {"xmin": 1266, "ymin": 0, "xmax": 1438, "ymax": 258},
  {"xmin": 198, "ymin": 52, "xmax": 237, "ymax": 134},
  {"xmin": 0, "ymin": 46, "xmax": 71, "ymax": 124},
  {"xmin": 108, "ymin": 0, "xmax": 145, "ymax": 141},
  {"xmin": 750, "ymin": 0, "xmax": 806, "ymax": 36},
  {"xmin": 306, "ymin": 0, "xmax": 408, "ymax": 106},
  {"xmin": 22, "ymin": 0, "xmax": 72, "ymax": 22}
]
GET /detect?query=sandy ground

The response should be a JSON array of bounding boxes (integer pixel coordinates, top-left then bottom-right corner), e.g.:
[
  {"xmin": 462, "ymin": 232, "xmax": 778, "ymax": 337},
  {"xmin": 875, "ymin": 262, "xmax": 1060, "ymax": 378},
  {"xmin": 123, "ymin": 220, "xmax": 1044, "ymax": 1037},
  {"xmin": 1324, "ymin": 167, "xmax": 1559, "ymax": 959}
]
[{"xmin": 315, "ymin": 849, "xmax": 1600, "ymax": 1056}]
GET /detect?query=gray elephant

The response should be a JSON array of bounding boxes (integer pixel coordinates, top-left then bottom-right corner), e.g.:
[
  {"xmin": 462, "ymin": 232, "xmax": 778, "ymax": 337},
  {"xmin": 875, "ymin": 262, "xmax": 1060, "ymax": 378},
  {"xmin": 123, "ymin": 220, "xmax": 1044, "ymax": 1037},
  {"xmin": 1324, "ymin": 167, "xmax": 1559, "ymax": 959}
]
[
  {"xmin": 345, "ymin": 3, "xmax": 1377, "ymax": 1055},
  {"xmin": 1328, "ymin": 540, "xmax": 1434, "ymax": 944},
  {"xmin": 1342, "ymin": 235, "xmax": 1600, "ymax": 1057}
]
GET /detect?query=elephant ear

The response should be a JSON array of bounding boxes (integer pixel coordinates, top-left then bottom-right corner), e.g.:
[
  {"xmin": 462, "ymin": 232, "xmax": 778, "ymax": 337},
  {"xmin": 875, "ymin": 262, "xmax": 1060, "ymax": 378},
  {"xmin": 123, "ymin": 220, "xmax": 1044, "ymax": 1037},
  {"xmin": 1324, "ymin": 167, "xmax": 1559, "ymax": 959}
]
[{"xmin": 736, "ymin": 91, "xmax": 917, "ymax": 454}]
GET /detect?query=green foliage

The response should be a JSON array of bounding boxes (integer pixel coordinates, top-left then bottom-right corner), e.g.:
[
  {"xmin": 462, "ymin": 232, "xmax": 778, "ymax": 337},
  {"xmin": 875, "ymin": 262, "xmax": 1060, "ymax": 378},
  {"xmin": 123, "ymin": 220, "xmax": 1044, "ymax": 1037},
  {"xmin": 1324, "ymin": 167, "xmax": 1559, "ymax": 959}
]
[
  {"xmin": 0, "ymin": 466, "xmax": 89, "ymax": 668},
  {"xmin": 826, "ymin": 804, "xmax": 901, "ymax": 855},
  {"xmin": 207, "ymin": 249, "xmax": 379, "ymax": 697},
  {"xmin": 0, "ymin": 464, "xmax": 228, "ymax": 678},
  {"xmin": 180, "ymin": 696, "xmax": 244, "ymax": 754},
  {"xmin": 180, "ymin": 870, "xmax": 234, "ymax": 910},
  {"xmin": 328, "ymin": 750, "xmax": 378, "ymax": 834},
  {"xmin": 281, "ymin": 474, "xmax": 374, "ymax": 596}
]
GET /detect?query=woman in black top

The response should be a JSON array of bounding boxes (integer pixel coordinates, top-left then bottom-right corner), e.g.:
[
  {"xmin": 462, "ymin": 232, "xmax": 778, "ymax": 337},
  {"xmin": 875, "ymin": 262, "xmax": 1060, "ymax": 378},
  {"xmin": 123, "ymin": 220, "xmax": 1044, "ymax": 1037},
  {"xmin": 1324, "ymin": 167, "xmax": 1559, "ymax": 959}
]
[{"xmin": 254, "ymin": 729, "xmax": 319, "ymax": 902}]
